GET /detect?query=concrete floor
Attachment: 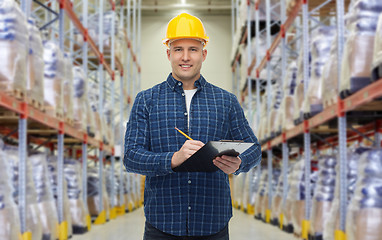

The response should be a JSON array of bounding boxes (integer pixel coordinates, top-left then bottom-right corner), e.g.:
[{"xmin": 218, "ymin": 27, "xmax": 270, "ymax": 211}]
[{"xmin": 71, "ymin": 207, "xmax": 297, "ymax": 240}]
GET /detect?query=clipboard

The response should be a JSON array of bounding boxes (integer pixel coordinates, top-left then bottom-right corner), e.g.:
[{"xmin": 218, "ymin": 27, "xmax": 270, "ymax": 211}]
[{"xmin": 173, "ymin": 141, "xmax": 254, "ymax": 172}]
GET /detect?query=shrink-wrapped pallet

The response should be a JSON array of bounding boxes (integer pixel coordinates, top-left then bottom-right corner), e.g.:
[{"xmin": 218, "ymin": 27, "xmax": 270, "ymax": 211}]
[
  {"xmin": 87, "ymin": 167, "xmax": 110, "ymax": 220},
  {"xmin": 63, "ymin": 53, "xmax": 74, "ymax": 123},
  {"xmin": 5, "ymin": 146, "xmax": 43, "ymax": 240},
  {"xmin": 371, "ymin": 13, "xmax": 382, "ymax": 81},
  {"xmin": 303, "ymin": 27, "xmax": 335, "ymax": 118},
  {"xmin": 29, "ymin": 153, "xmax": 59, "ymax": 240},
  {"xmin": 43, "ymin": 41, "xmax": 64, "ymax": 117},
  {"xmin": 0, "ymin": 141, "xmax": 20, "ymax": 240},
  {"xmin": 0, "ymin": 0, "xmax": 28, "ymax": 98},
  {"xmin": 46, "ymin": 155, "xmax": 73, "ymax": 238},
  {"xmin": 247, "ymin": 168, "xmax": 261, "ymax": 210},
  {"xmin": 309, "ymin": 155, "xmax": 336, "ymax": 239},
  {"xmin": 339, "ymin": 0, "xmax": 382, "ymax": 98},
  {"xmin": 293, "ymin": 49, "xmax": 310, "ymax": 125},
  {"xmin": 232, "ymin": 173, "xmax": 246, "ymax": 209},
  {"xmin": 88, "ymin": 82, "xmax": 104, "ymax": 141},
  {"xmin": 106, "ymin": 165, "xmax": 120, "ymax": 208},
  {"xmin": 288, "ymin": 159, "xmax": 305, "ymax": 236},
  {"xmin": 64, "ymin": 158, "xmax": 88, "ymax": 234},
  {"xmin": 286, "ymin": 157, "xmax": 317, "ymax": 236},
  {"xmin": 321, "ymin": 35, "xmax": 339, "ymax": 108},
  {"xmin": 27, "ymin": 19, "xmax": 44, "ymax": 109},
  {"xmin": 323, "ymin": 147, "xmax": 368, "ymax": 240},
  {"xmin": 282, "ymin": 163, "xmax": 297, "ymax": 232},
  {"xmin": 346, "ymin": 149, "xmax": 382, "ymax": 240},
  {"xmin": 271, "ymin": 171, "xmax": 287, "ymax": 226},
  {"xmin": 254, "ymin": 170, "xmax": 268, "ymax": 219},
  {"xmin": 260, "ymin": 168, "xmax": 281, "ymax": 220},
  {"xmin": 72, "ymin": 66, "xmax": 87, "ymax": 131},
  {"xmin": 280, "ymin": 62, "xmax": 298, "ymax": 131}
]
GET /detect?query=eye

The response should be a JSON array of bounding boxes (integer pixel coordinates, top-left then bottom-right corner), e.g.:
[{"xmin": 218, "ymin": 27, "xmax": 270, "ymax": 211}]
[{"xmin": 174, "ymin": 48, "xmax": 182, "ymax": 52}]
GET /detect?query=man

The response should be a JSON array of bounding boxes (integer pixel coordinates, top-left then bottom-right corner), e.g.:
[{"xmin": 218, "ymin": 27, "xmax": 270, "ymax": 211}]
[{"xmin": 124, "ymin": 13, "xmax": 261, "ymax": 239}]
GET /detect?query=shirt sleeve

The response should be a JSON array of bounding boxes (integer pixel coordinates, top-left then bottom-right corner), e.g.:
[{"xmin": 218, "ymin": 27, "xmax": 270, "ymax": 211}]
[
  {"xmin": 228, "ymin": 94, "xmax": 262, "ymax": 174},
  {"xmin": 123, "ymin": 91, "xmax": 174, "ymax": 177}
]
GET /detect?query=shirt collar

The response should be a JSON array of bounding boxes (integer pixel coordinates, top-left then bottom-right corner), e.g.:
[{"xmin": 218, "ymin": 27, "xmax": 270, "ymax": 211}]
[{"xmin": 166, "ymin": 73, "xmax": 207, "ymax": 91}]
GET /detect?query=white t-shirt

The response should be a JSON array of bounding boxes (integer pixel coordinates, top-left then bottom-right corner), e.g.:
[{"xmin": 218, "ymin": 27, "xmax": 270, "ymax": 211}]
[{"xmin": 184, "ymin": 89, "xmax": 197, "ymax": 128}]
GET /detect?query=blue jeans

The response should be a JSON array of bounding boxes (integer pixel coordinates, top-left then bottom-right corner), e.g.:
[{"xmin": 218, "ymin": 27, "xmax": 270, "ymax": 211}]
[{"xmin": 143, "ymin": 221, "xmax": 229, "ymax": 240}]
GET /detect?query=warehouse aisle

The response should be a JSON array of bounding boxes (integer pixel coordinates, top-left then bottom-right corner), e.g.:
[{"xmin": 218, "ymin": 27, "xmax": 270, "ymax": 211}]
[{"xmin": 72, "ymin": 208, "xmax": 296, "ymax": 240}]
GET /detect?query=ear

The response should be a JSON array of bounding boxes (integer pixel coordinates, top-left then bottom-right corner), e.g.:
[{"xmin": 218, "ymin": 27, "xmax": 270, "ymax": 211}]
[
  {"xmin": 202, "ymin": 49, "xmax": 207, "ymax": 62},
  {"xmin": 167, "ymin": 48, "xmax": 170, "ymax": 60}
]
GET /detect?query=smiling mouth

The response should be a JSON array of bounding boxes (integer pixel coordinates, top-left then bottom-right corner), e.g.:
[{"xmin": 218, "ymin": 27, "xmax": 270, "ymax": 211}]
[{"xmin": 180, "ymin": 64, "xmax": 192, "ymax": 69}]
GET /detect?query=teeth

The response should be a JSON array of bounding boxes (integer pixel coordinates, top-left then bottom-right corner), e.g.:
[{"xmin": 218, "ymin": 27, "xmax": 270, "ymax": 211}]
[{"xmin": 181, "ymin": 65, "xmax": 191, "ymax": 67}]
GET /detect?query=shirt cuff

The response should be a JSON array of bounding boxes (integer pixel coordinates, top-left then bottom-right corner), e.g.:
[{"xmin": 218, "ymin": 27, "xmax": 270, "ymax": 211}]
[{"xmin": 161, "ymin": 152, "xmax": 176, "ymax": 173}]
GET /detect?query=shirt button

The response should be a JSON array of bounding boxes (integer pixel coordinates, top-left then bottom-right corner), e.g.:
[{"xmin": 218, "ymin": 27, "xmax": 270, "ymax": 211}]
[
  {"xmin": 178, "ymin": 82, "xmax": 182, "ymax": 86},
  {"xmin": 188, "ymin": 180, "xmax": 191, "ymax": 184},
  {"xmin": 182, "ymin": 93, "xmax": 185, "ymax": 96},
  {"xmin": 184, "ymin": 112, "xmax": 188, "ymax": 116},
  {"xmin": 188, "ymin": 206, "xmax": 191, "ymax": 211}
]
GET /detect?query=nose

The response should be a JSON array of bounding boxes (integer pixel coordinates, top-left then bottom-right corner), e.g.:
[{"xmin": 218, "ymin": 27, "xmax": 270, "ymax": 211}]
[{"xmin": 182, "ymin": 49, "xmax": 190, "ymax": 61}]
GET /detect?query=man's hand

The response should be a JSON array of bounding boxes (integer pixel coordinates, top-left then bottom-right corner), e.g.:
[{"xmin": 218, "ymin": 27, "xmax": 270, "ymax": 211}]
[
  {"xmin": 171, "ymin": 140, "xmax": 204, "ymax": 168},
  {"xmin": 213, "ymin": 155, "xmax": 241, "ymax": 174}
]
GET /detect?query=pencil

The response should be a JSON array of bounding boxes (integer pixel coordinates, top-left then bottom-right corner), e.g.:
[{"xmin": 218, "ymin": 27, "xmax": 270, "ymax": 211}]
[{"xmin": 175, "ymin": 127, "xmax": 194, "ymax": 140}]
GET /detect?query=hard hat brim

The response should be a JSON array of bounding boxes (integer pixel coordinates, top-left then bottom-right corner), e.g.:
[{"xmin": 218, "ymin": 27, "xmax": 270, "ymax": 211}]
[{"xmin": 162, "ymin": 36, "xmax": 209, "ymax": 47}]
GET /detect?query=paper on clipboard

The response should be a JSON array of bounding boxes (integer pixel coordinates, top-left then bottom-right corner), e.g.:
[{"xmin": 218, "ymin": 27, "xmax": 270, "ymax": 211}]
[{"xmin": 173, "ymin": 141, "xmax": 254, "ymax": 172}]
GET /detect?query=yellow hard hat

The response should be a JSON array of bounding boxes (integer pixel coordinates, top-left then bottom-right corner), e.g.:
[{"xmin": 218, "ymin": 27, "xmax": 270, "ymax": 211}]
[{"xmin": 163, "ymin": 13, "xmax": 209, "ymax": 47}]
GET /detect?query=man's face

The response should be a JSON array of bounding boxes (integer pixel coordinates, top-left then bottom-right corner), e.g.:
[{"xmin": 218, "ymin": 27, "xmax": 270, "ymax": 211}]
[{"xmin": 167, "ymin": 38, "xmax": 207, "ymax": 84}]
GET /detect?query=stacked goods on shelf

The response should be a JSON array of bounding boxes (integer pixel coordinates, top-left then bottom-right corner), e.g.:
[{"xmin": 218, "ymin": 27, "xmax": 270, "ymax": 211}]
[
  {"xmin": 282, "ymin": 162, "xmax": 297, "ymax": 233},
  {"xmin": 246, "ymin": 168, "xmax": 261, "ymax": 213},
  {"xmin": 5, "ymin": 145, "xmax": 43, "ymax": 240},
  {"xmin": 293, "ymin": 48, "xmax": 311, "ymax": 125},
  {"xmin": 106, "ymin": 165, "xmax": 120, "ymax": 208},
  {"xmin": 46, "ymin": 155, "xmax": 73, "ymax": 238},
  {"xmin": 0, "ymin": 141, "xmax": 20, "ymax": 240},
  {"xmin": 73, "ymin": 66, "xmax": 91, "ymax": 132},
  {"xmin": 280, "ymin": 61, "xmax": 298, "ymax": 131},
  {"xmin": 88, "ymin": 82, "xmax": 104, "ymax": 141},
  {"xmin": 29, "ymin": 153, "xmax": 59, "ymax": 240},
  {"xmin": 320, "ymin": 35, "xmax": 339, "ymax": 108},
  {"xmin": 103, "ymin": 102, "xmax": 113, "ymax": 145},
  {"xmin": 260, "ymin": 168, "xmax": 281, "ymax": 220},
  {"xmin": 87, "ymin": 166, "xmax": 110, "ymax": 220},
  {"xmin": 254, "ymin": 170, "xmax": 268, "ymax": 219},
  {"xmin": 43, "ymin": 41, "xmax": 64, "ymax": 117},
  {"xmin": 124, "ymin": 172, "xmax": 134, "ymax": 212},
  {"xmin": 271, "ymin": 166, "xmax": 291, "ymax": 227},
  {"xmin": 339, "ymin": 0, "xmax": 382, "ymax": 98},
  {"xmin": 0, "ymin": 0, "xmax": 28, "ymax": 99},
  {"xmin": 63, "ymin": 53, "xmax": 74, "ymax": 124},
  {"xmin": 323, "ymin": 147, "xmax": 369, "ymax": 240},
  {"xmin": 258, "ymin": 93, "xmax": 268, "ymax": 141},
  {"xmin": 309, "ymin": 155, "xmax": 337, "ymax": 240},
  {"xmin": 27, "ymin": 19, "xmax": 44, "ymax": 109},
  {"xmin": 269, "ymin": 80, "xmax": 283, "ymax": 137},
  {"xmin": 232, "ymin": 173, "xmax": 246, "ymax": 209},
  {"xmin": 74, "ymin": 11, "xmax": 121, "ymax": 65},
  {"xmin": 64, "ymin": 158, "xmax": 88, "ymax": 234},
  {"xmin": 303, "ymin": 26, "xmax": 336, "ymax": 118},
  {"xmin": 371, "ymin": 13, "xmax": 382, "ymax": 81},
  {"xmin": 287, "ymin": 156, "xmax": 318, "ymax": 237},
  {"xmin": 346, "ymin": 149, "xmax": 382, "ymax": 240}
]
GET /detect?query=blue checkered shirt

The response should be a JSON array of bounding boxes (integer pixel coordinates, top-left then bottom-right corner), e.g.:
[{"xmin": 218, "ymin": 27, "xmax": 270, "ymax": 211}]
[{"xmin": 124, "ymin": 74, "xmax": 261, "ymax": 236}]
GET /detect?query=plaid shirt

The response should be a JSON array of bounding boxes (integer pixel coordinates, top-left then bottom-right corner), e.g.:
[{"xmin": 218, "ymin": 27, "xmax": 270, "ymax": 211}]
[{"xmin": 124, "ymin": 73, "xmax": 261, "ymax": 236}]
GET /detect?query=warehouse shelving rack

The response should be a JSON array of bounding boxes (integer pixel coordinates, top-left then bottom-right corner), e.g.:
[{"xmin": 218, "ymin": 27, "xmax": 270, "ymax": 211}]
[
  {"xmin": 0, "ymin": 0, "xmax": 142, "ymax": 239},
  {"xmin": 231, "ymin": 0, "xmax": 382, "ymax": 240}
]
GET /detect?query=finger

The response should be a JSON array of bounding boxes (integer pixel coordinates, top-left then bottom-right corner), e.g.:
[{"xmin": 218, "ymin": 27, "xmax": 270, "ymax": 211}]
[
  {"xmin": 186, "ymin": 140, "xmax": 205, "ymax": 147},
  {"xmin": 213, "ymin": 159, "xmax": 232, "ymax": 174},
  {"xmin": 220, "ymin": 155, "xmax": 241, "ymax": 164},
  {"xmin": 214, "ymin": 158, "xmax": 232, "ymax": 169}
]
